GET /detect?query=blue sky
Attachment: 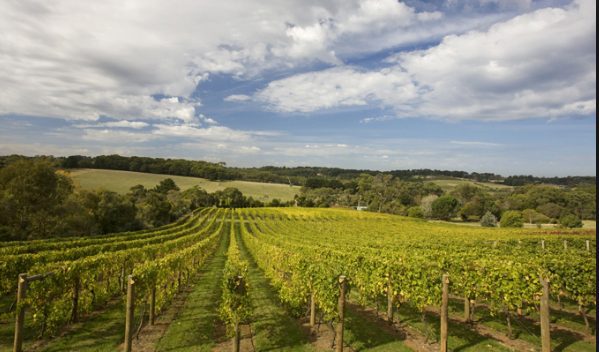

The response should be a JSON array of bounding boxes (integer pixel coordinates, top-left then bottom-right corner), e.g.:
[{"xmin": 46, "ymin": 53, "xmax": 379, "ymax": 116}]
[{"xmin": 0, "ymin": 0, "xmax": 595, "ymax": 176}]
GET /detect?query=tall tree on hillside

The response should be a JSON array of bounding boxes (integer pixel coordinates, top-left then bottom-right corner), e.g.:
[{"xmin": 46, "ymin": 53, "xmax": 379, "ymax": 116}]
[{"xmin": 0, "ymin": 160, "xmax": 73, "ymax": 240}]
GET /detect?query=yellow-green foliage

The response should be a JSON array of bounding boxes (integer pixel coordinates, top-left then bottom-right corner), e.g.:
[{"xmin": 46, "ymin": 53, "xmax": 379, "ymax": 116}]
[
  {"xmin": 219, "ymin": 212, "xmax": 252, "ymax": 335},
  {"xmin": 239, "ymin": 207, "xmax": 596, "ymax": 319}
]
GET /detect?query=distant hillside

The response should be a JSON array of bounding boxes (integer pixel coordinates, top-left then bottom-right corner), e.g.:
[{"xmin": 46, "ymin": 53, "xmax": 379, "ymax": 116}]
[
  {"xmin": 0, "ymin": 154, "xmax": 595, "ymax": 187},
  {"xmin": 69, "ymin": 169, "xmax": 300, "ymax": 202}
]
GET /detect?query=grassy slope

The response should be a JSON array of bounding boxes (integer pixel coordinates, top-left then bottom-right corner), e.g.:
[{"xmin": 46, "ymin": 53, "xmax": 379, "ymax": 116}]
[
  {"xmin": 68, "ymin": 169, "xmax": 300, "ymax": 202},
  {"xmin": 423, "ymin": 177, "xmax": 513, "ymax": 192}
]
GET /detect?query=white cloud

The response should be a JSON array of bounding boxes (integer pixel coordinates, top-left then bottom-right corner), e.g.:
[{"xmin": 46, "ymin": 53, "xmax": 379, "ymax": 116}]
[
  {"xmin": 450, "ymin": 140, "xmax": 502, "ymax": 147},
  {"xmin": 239, "ymin": 146, "xmax": 262, "ymax": 153},
  {"xmin": 224, "ymin": 94, "xmax": 252, "ymax": 102},
  {"xmin": 257, "ymin": 66, "xmax": 417, "ymax": 112},
  {"xmin": 82, "ymin": 129, "xmax": 157, "ymax": 143},
  {"xmin": 152, "ymin": 124, "xmax": 251, "ymax": 142},
  {"xmin": 0, "ymin": 0, "xmax": 508, "ymax": 123},
  {"xmin": 75, "ymin": 120, "xmax": 150, "ymax": 129},
  {"xmin": 360, "ymin": 115, "xmax": 395, "ymax": 123},
  {"xmin": 256, "ymin": 0, "xmax": 596, "ymax": 120}
]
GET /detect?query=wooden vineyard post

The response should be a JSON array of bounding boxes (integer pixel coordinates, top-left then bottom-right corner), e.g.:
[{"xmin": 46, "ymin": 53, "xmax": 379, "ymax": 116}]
[
  {"xmin": 387, "ymin": 275, "xmax": 394, "ymax": 324},
  {"xmin": 464, "ymin": 297, "xmax": 471, "ymax": 323},
  {"xmin": 120, "ymin": 264, "xmax": 126, "ymax": 293},
  {"xmin": 13, "ymin": 272, "xmax": 53, "ymax": 352},
  {"xmin": 440, "ymin": 274, "xmax": 449, "ymax": 352},
  {"xmin": 150, "ymin": 285, "xmax": 156, "ymax": 325},
  {"xmin": 541, "ymin": 240, "xmax": 545, "ymax": 250},
  {"xmin": 310, "ymin": 290, "xmax": 316, "ymax": 327},
  {"xmin": 13, "ymin": 274, "xmax": 27, "ymax": 352},
  {"xmin": 585, "ymin": 240, "xmax": 590, "ymax": 252},
  {"xmin": 233, "ymin": 321, "xmax": 241, "ymax": 352},
  {"xmin": 124, "ymin": 275, "xmax": 136, "ymax": 352},
  {"xmin": 563, "ymin": 240, "xmax": 568, "ymax": 250},
  {"xmin": 539, "ymin": 276, "xmax": 551, "ymax": 352},
  {"xmin": 336, "ymin": 275, "xmax": 347, "ymax": 352},
  {"xmin": 72, "ymin": 276, "xmax": 80, "ymax": 323},
  {"xmin": 232, "ymin": 275, "xmax": 245, "ymax": 352}
]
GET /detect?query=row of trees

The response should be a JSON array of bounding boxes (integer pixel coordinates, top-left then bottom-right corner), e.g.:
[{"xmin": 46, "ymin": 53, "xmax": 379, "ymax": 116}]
[
  {"xmin": 0, "ymin": 160, "xmax": 265, "ymax": 241},
  {"xmin": 295, "ymin": 174, "xmax": 595, "ymax": 227},
  {"xmin": 1, "ymin": 154, "xmax": 594, "ymax": 187}
]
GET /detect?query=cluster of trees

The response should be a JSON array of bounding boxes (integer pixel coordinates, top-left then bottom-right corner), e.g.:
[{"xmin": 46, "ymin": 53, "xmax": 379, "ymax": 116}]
[
  {"xmin": 295, "ymin": 175, "xmax": 595, "ymax": 228},
  {"xmin": 2, "ymin": 154, "xmax": 594, "ymax": 187},
  {"xmin": 0, "ymin": 160, "xmax": 263, "ymax": 241},
  {"xmin": 0, "ymin": 155, "xmax": 595, "ymax": 233}
]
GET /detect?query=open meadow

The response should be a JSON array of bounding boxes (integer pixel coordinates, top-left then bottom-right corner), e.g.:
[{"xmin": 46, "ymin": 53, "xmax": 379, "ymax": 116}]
[
  {"xmin": 67, "ymin": 168, "xmax": 300, "ymax": 202},
  {"xmin": 1, "ymin": 208, "xmax": 595, "ymax": 352}
]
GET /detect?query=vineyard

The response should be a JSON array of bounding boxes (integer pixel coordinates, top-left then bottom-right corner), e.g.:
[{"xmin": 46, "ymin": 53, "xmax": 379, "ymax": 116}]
[{"xmin": 0, "ymin": 207, "xmax": 596, "ymax": 352}]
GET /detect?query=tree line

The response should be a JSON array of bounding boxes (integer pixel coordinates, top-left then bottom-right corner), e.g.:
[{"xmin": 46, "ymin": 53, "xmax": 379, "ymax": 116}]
[
  {"xmin": 0, "ymin": 160, "xmax": 264, "ymax": 241},
  {"xmin": 295, "ymin": 174, "xmax": 595, "ymax": 228},
  {"xmin": 1, "ymin": 154, "xmax": 594, "ymax": 187}
]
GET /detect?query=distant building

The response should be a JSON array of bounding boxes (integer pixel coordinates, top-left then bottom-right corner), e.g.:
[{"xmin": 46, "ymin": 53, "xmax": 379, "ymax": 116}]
[{"xmin": 356, "ymin": 205, "xmax": 368, "ymax": 211}]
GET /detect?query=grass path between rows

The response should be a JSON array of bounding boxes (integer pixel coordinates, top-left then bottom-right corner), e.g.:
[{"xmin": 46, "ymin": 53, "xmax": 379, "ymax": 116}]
[
  {"xmin": 234, "ymin": 224, "xmax": 316, "ymax": 352},
  {"xmin": 155, "ymin": 231, "xmax": 230, "ymax": 351}
]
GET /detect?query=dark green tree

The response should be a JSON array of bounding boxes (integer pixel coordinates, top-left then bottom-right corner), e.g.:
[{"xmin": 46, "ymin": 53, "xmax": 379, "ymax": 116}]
[{"xmin": 431, "ymin": 195, "xmax": 459, "ymax": 220}]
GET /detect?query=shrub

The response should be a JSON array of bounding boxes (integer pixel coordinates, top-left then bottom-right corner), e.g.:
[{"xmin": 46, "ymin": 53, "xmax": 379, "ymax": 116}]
[
  {"xmin": 480, "ymin": 211, "xmax": 497, "ymax": 227},
  {"xmin": 522, "ymin": 208, "xmax": 550, "ymax": 224},
  {"xmin": 407, "ymin": 206, "xmax": 424, "ymax": 218},
  {"xmin": 559, "ymin": 214, "xmax": 583, "ymax": 228},
  {"xmin": 500, "ymin": 210, "xmax": 523, "ymax": 228}
]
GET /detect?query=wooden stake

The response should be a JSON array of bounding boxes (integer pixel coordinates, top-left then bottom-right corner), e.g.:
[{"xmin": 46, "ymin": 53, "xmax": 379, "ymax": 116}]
[
  {"xmin": 464, "ymin": 297, "xmax": 471, "ymax": 323},
  {"xmin": 233, "ymin": 321, "xmax": 240, "ymax": 352},
  {"xmin": 124, "ymin": 275, "xmax": 135, "ymax": 352},
  {"xmin": 13, "ymin": 274, "xmax": 27, "ymax": 352},
  {"xmin": 336, "ymin": 275, "xmax": 347, "ymax": 352},
  {"xmin": 440, "ymin": 274, "xmax": 449, "ymax": 352},
  {"xmin": 563, "ymin": 240, "xmax": 568, "ymax": 250},
  {"xmin": 150, "ymin": 285, "xmax": 156, "ymax": 325},
  {"xmin": 541, "ymin": 240, "xmax": 545, "ymax": 249},
  {"xmin": 387, "ymin": 276, "xmax": 394, "ymax": 324},
  {"xmin": 310, "ymin": 291, "xmax": 316, "ymax": 327},
  {"xmin": 585, "ymin": 240, "xmax": 590, "ymax": 252},
  {"xmin": 539, "ymin": 276, "xmax": 551, "ymax": 352},
  {"xmin": 71, "ymin": 276, "xmax": 80, "ymax": 323}
]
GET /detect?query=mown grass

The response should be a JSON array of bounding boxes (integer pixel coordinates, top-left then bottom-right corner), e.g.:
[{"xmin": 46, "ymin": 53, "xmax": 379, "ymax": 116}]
[
  {"xmin": 422, "ymin": 177, "xmax": 513, "ymax": 192},
  {"xmin": 355, "ymin": 294, "xmax": 511, "ymax": 352},
  {"xmin": 68, "ymin": 168, "xmax": 300, "ymax": 202},
  {"xmin": 446, "ymin": 298, "xmax": 596, "ymax": 352},
  {"xmin": 155, "ymin": 230, "xmax": 230, "ymax": 351},
  {"xmin": 236, "ymin": 228, "xmax": 316, "ymax": 351}
]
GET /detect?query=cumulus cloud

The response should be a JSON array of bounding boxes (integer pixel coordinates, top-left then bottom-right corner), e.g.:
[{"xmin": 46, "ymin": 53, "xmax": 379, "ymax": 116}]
[
  {"xmin": 257, "ymin": 66, "xmax": 417, "ymax": 112},
  {"xmin": 0, "ymin": 0, "xmax": 510, "ymax": 123},
  {"xmin": 257, "ymin": 0, "xmax": 596, "ymax": 120},
  {"xmin": 74, "ymin": 120, "xmax": 150, "ymax": 129},
  {"xmin": 224, "ymin": 94, "xmax": 252, "ymax": 102}
]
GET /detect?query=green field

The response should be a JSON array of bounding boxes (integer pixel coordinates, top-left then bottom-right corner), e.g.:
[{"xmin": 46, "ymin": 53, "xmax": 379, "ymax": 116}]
[
  {"xmin": 422, "ymin": 176, "xmax": 513, "ymax": 192},
  {"xmin": 67, "ymin": 168, "xmax": 300, "ymax": 202}
]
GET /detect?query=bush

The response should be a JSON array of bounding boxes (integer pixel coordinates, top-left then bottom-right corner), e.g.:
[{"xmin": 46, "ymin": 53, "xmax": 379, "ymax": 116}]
[
  {"xmin": 480, "ymin": 211, "xmax": 497, "ymax": 227},
  {"xmin": 559, "ymin": 214, "xmax": 583, "ymax": 228},
  {"xmin": 431, "ymin": 195, "xmax": 459, "ymax": 220},
  {"xmin": 500, "ymin": 210, "xmax": 523, "ymax": 228},
  {"xmin": 407, "ymin": 206, "xmax": 424, "ymax": 218}
]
